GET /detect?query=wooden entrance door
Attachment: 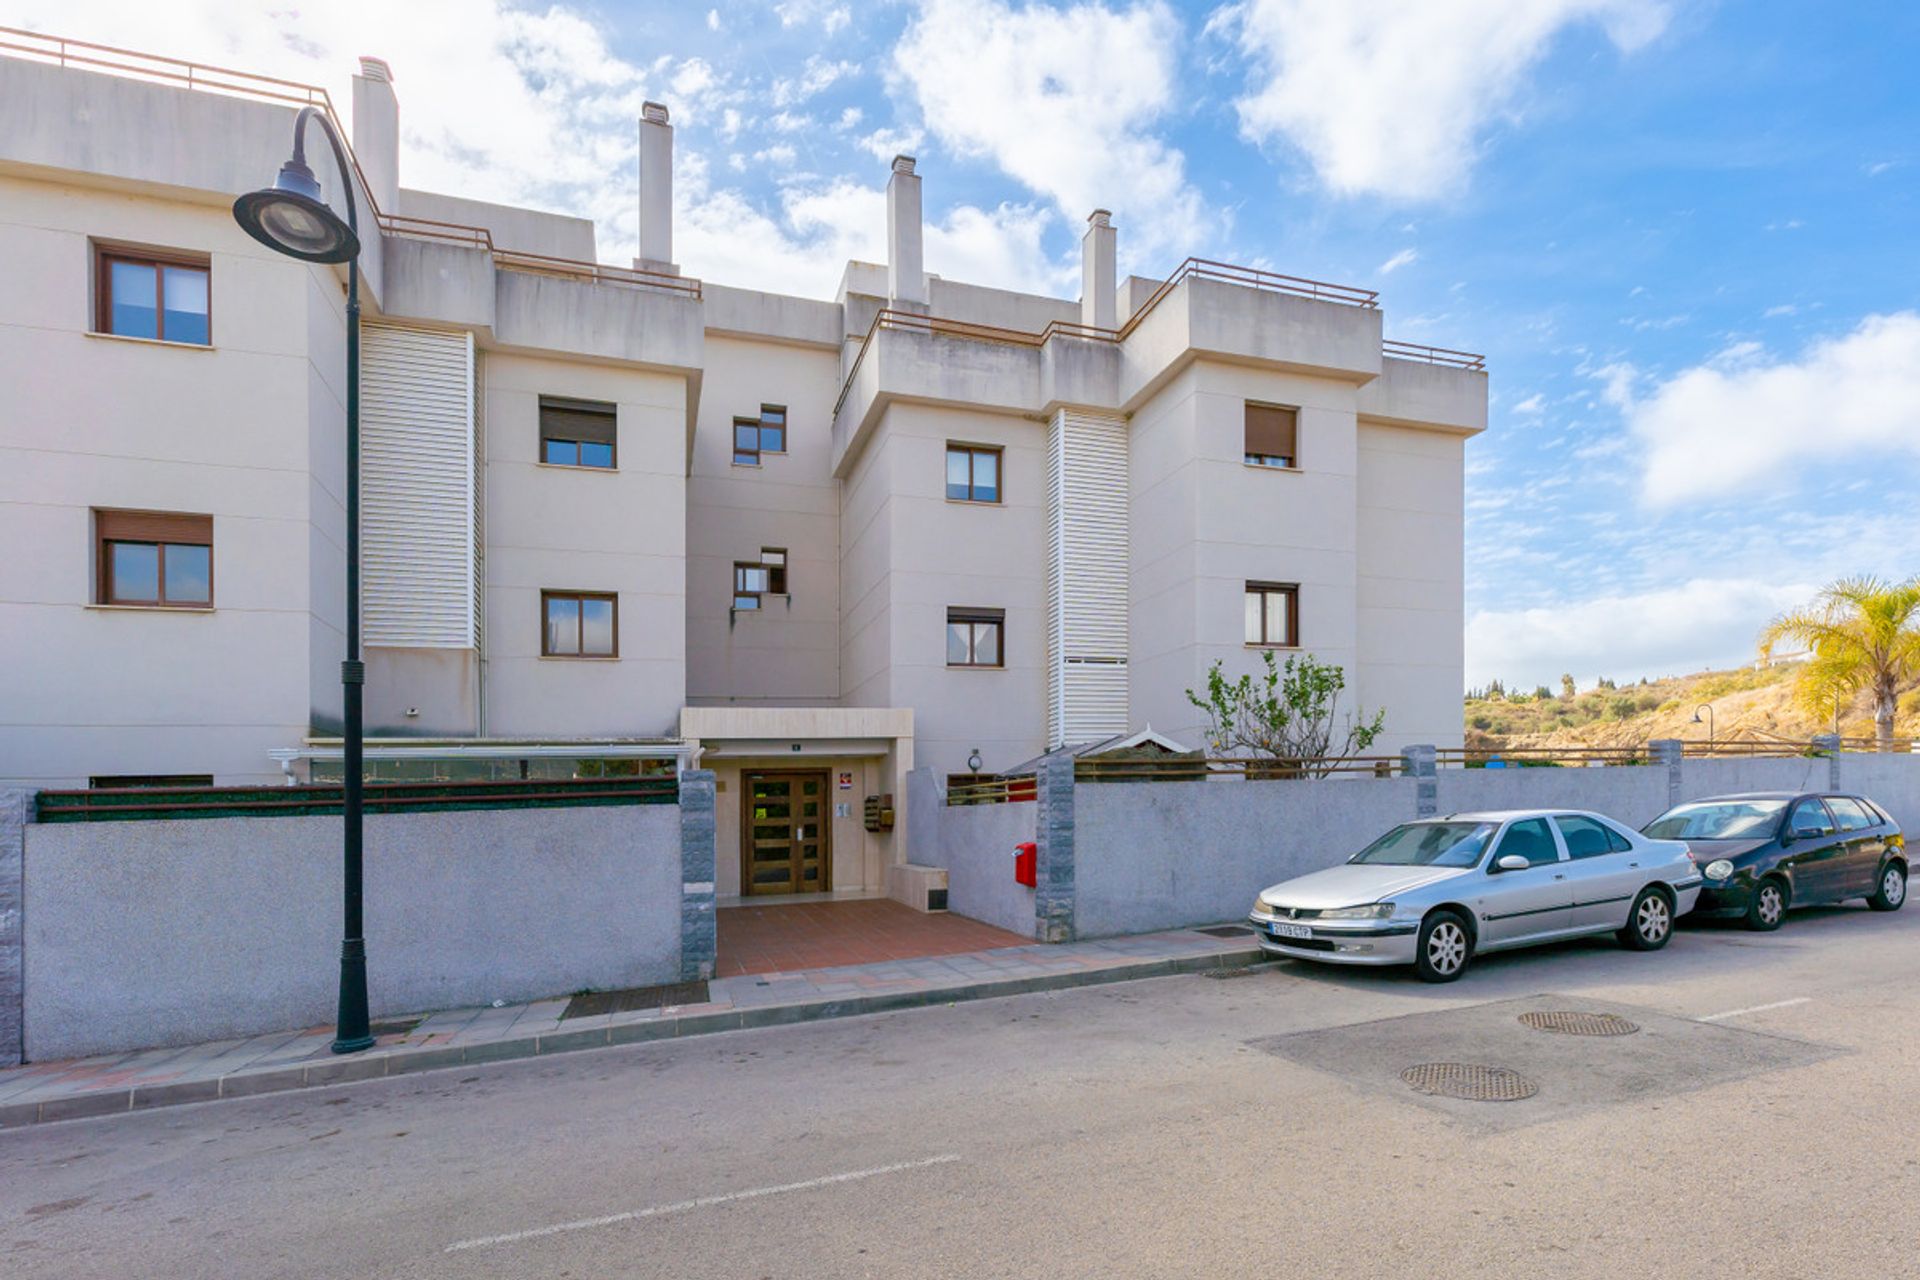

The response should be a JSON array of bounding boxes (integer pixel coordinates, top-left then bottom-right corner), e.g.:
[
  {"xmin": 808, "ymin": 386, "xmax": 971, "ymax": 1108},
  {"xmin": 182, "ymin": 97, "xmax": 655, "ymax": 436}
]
[{"xmin": 742, "ymin": 770, "xmax": 831, "ymax": 895}]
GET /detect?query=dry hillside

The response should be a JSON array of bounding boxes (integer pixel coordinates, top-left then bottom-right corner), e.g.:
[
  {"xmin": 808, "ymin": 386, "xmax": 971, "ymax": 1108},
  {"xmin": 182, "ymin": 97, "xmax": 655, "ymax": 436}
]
[{"xmin": 1462, "ymin": 662, "xmax": 1920, "ymax": 752}]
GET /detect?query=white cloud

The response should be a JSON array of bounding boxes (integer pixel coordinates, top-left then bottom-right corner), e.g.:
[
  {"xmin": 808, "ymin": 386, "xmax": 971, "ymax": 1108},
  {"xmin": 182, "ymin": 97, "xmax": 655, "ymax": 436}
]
[
  {"xmin": 1627, "ymin": 313, "xmax": 1920, "ymax": 506},
  {"xmin": 892, "ymin": 0, "xmax": 1215, "ymax": 259},
  {"xmin": 1377, "ymin": 247, "xmax": 1418, "ymax": 275},
  {"xmin": 838, "ymin": 106, "xmax": 865, "ymax": 130},
  {"xmin": 772, "ymin": 55, "xmax": 859, "ymax": 107},
  {"xmin": 858, "ymin": 126, "xmax": 926, "ymax": 162},
  {"xmin": 1763, "ymin": 303, "xmax": 1797, "ymax": 318},
  {"xmin": 775, "ymin": 0, "xmax": 850, "ymax": 32},
  {"xmin": 1223, "ymin": 0, "xmax": 1671, "ymax": 200},
  {"xmin": 753, "ymin": 144, "xmax": 798, "ymax": 167},
  {"xmin": 1511, "ymin": 393, "xmax": 1546, "ymax": 414},
  {"xmin": 1466, "ymin": 578, "xmax": 1812, "ymax": 691},
  {"xmin": 707, "ymin": 8, "xmax": 722, "ymax": 31}
]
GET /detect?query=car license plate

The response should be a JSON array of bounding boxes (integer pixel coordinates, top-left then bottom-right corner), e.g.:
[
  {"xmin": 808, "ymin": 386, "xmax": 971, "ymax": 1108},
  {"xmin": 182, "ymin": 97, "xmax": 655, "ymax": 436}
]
[{"xmin": 1271, "ymin": 922, "xmax": 1312, "ymax": 940}]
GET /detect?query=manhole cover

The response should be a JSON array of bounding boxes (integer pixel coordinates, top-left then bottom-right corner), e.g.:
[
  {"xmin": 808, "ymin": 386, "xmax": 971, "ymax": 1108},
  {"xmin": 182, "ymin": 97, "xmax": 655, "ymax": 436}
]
[
  {"xmin": 1400, "ymin": 1063, "xmax": 1538, "ymax": 1101},
  {"xmin": 1518, "ymin": 1010, "xmax": 1640, "ymax": 1037}
]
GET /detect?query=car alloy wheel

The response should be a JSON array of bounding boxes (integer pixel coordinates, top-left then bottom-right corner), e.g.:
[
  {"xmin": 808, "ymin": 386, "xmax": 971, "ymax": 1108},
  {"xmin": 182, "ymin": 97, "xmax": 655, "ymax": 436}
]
[
  {"xmin": 1749, "ymin": 880, "xmax": 1786, "ymax": 931},
  {"xmin": 1636, "ymin": 893, "xmax": 1671, "ymax": 944},
  {"xmin": 1870, "ymin": 863, "xmax": 1906, "ymax": 912},
  {"xmin": 1426, "ymin": 921, "xmax": 1466, "ymax": 974}
]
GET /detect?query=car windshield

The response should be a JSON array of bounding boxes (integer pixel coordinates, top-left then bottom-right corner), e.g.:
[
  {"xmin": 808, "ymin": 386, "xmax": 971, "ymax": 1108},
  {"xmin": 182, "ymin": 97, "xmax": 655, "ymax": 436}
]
[
  {"xmin": 1643, "ymin": 800, "xmax": 1788, "ymax": 840},
  {"xmin": 1349, "ymin": 822, "xmax": 1497, "ymax": 867}
]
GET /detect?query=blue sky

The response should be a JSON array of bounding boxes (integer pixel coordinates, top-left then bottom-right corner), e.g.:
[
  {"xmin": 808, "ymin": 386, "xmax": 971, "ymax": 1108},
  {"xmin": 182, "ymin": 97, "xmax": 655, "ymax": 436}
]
[{"xmin": 25, "ymin": 0, "xmax": 1920, "ymax": 691}]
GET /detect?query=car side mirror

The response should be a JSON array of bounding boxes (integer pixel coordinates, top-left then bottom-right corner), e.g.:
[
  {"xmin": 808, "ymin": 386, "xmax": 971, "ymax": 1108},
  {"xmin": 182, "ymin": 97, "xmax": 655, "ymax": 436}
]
[{"xmin": 1493, "ymin": 854, "xmax": 1531, "ymax": 873}]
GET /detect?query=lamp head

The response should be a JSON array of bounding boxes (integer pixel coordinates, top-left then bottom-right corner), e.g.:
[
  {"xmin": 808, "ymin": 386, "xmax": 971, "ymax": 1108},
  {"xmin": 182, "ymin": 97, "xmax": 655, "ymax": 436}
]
[{"xmin": 233, "ymin": 156, "xmax": 359, "ymax": 264}]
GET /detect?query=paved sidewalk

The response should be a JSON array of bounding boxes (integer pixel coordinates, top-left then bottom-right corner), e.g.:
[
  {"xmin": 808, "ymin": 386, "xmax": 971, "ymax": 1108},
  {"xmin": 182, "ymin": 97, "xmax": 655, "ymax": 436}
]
[{"xmin": 0, "ymin": 927, "xmax": 1262, "ymax": 1128}]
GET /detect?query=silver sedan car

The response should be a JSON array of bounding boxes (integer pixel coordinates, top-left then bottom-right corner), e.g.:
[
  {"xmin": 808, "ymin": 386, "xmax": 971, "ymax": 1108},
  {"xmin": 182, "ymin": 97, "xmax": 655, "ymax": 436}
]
[{"xmin": 1249, "ymin": 809, "xmax": 1703, "ymax": 982}]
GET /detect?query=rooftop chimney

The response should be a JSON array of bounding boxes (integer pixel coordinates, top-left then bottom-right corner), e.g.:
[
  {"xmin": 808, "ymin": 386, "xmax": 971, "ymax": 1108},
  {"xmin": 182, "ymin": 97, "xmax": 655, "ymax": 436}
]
[
  {"xmin": 887, "ymin": 154, "xmax": 926, "ymax": 306},
  {"xmin": 1082, "ymin": 209, "xmax": 1116, "ymax": 330},
  {"xmin": 638, "ymin": 101, "xmax": 674, "ymax": 272},
  {"xmin": 351, "ymin": 57, "xmax": 398, "ymax": 215}
]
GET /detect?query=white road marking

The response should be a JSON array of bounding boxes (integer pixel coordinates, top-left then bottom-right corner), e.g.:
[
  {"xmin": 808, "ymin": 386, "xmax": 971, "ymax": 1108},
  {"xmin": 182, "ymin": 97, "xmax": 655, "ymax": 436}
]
[
  {"xmin": 1698, "ymin": 997, "xmax": 1812, "ymax": 1022},
  {"xmin": 444, "ymin": 1153, "xmax": 963, "ymax": 1253}
]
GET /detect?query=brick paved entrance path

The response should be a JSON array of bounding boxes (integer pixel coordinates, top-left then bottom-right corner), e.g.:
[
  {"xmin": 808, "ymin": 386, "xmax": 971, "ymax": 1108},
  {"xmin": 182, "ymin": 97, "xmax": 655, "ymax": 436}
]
[{"xmin": 717, "ymin": 899, "xmax": 1028, "ymax": 977}]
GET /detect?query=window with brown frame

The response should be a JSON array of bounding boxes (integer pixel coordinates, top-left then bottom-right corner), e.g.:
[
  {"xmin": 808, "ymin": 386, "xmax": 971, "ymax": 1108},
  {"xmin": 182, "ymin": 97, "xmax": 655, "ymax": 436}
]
[
  {"xmin": 947, "ymin": 607, "xmax": 1005, "ymax": 668},
  {"xmin": 733, "ymin": 548, "xmax": 788, "ymax": 610},
  {"xmin": 539, "ymin": 396, "xmax": 617, "ymax": 468},
  {"xmin": 1245, "ymin": 402, "xmax": 1298, "ymax": 469},
  {"xmin": 732, "ymin": 405, "xmax": 787, "ymax": 466},
  {"xmin": 945, "ymin": 443, "xmax": 1002, "ymax": 502},
  {"xmin": 89, "ymin": 774, "xmax": 214, "ymax": 790},
  {"xmin": 542, "ymin": 590, "xmax": 618, "ymax": 657},
  {"xmin": 95, "ymin": 510, "xmax": 213, "ymax": 608},
  {"xmin": 1245, "ymin": 582, "xmax": 1299, "ymax": 647},
  {"xmin": 95, "ymin": 246, "xmax": 210, "ymax": 345}
]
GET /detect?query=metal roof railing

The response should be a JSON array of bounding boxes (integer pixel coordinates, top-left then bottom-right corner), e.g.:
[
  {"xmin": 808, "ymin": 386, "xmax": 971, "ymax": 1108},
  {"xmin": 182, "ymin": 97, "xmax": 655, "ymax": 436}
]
[{"xmin": 1382, "ymin": 338, "xmax": 1487, "ymax": 371}]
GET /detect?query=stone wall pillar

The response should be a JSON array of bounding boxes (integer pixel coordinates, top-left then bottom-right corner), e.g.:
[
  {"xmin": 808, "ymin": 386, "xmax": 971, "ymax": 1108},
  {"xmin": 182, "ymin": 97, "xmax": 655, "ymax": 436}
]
[
  {"xmin": 1650, "ymin": 739, "xmax": 1683, "ymax": 809},
  {"xmin": 1812, "ymin": 735, "xmax": 1842, "ymax": 791},
  {"xmin": 1401, "ymin": 745, "xmax": 1437, "ymax": 817},
  {"xmin": 678, "ymin": 770, "xmax": 717, "ymax": 981},
  {"xmin": 1035, "ymin": 753, "xmax": 1076, "ymax": 943},
  {"xmin": 0, "ymin": 790, "xmax": 26, "ymax": 1067}
]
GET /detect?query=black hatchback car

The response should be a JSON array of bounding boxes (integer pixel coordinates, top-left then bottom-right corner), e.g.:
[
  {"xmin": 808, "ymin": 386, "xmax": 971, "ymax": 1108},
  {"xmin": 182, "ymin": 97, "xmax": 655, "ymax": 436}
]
[{"xmin": 1641, "ymin": 792, "xmax": 1906, "ymax": 930}]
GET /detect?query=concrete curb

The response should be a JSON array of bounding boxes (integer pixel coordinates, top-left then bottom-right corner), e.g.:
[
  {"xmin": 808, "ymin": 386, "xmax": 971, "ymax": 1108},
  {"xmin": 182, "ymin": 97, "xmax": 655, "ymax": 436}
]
[{"xmin": 0, "ymin": 945, "xmax": 1264, "ymax": 1128}]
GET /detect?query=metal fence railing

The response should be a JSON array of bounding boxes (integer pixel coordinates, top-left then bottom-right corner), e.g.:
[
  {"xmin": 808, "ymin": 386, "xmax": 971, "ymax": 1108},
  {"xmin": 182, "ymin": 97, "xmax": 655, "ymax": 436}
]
[
  {"xmin": 1382, "ymin": 338, "xmax": 1487, "ymax": 370},
  {"xmin": 36, "ymin": 776, "xmax": 680, "ymax": 823},
  {"xmin": 945, "ymin": 775, "xmax": 1037, "ymax": 806}
]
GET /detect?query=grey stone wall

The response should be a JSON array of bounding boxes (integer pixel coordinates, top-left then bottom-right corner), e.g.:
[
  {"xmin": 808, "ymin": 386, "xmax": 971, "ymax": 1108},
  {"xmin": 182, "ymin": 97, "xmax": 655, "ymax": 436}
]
[
  {"xmin": 23, "ymin": 802, "xmax": 683, "ymax": 1060},
  {"xmin": 1073, "ymin": 775, "xmax": 1416, "ymax": 938},
  {"xmin": 1035, "ymin": 754, "xmax": 1076, "ymax": 943},
  {"xmin": 0, "ymin": 790, "xmax": 25, "ymax": 1067},
  {"xmin": 926, "ymin": 782, "xmax": 1039, "ymax": 937},
  {"xmin": 679, "ymin": 771, "xmax": 717, "ymax": 981}
]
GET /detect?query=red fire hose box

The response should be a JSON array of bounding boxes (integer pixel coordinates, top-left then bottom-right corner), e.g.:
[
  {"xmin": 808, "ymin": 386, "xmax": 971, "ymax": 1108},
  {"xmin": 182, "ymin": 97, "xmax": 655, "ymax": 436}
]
[{"xmin": 1013, "ymin": 841, "xmax": 1037, "ymax": 888}]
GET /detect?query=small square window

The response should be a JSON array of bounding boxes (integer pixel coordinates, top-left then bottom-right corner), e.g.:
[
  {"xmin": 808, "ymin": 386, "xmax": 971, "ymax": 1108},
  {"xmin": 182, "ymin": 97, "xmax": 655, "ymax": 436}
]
[
  {"xmin": 539, "ymin": 397, "xmax": 616, "ymax": 469},
  {"xmin": 946, "ymin": 443, "xmax": 1002, "ymax": 503},
  {"xmin": 95, "ymin": 510, "xmax": 213, "ymax": 608},
  {"xmin": 947, "ymin": 607, "xmax": 1005, "ymax": 668},
  {"xmin": 1244, "ymin": 582, "xmax": 1298, "ymax": 647},
  {"xmin": 1245, "ymin": 402, "xmax": 1298, "ymax": 469},
  {"xmin": 542, "ymin": 590, "xmax": 618, "ymax": 657},
  {"xmin": 734, "ymin": 548, "xmax": 788, "ymax": 609},
  {"xmin": 95, "ymin": 247, "xmax": 210, "ymax": 345},
  {"xmin": 733, "ymin": 405, "xmax": 787, "ymax": 465}
]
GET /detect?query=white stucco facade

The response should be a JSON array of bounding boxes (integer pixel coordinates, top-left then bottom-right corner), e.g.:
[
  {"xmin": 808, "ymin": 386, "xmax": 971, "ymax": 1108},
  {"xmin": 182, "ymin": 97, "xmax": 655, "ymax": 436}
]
[{"xmin": 0, "ymin": 42, "xmax": 1485, "ymax": 896}]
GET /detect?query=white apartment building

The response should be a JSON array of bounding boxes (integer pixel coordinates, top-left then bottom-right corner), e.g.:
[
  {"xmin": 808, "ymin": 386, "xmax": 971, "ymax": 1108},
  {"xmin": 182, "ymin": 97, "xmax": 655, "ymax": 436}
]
[{"xmin": 0, "ymin": 39, "xmax": 1485, "ymax": 901}]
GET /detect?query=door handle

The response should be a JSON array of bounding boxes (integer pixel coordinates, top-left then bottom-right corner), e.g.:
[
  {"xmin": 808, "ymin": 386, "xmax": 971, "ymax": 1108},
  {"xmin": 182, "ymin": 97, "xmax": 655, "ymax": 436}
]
[
  {"xmin": 1553, "ymin": 873, "xmax": 1566, "ymax": 880},
  {"xmin": 1629, "ymin": 862, "xmax": 1639, "ymax": 868}
]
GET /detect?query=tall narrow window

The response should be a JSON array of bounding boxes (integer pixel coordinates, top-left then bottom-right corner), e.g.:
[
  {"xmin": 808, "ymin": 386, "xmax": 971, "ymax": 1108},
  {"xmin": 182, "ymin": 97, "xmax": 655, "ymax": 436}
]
[
  {"xmin": 542, "ymin": 590, "xmax": 618, "ymax": 657},
  {"xmin": 1244, "ymin": 582, "xmax": 1298, "ymax": 647},
  {"xmin": 947, "ymin": 607, "xmax": 1005, "ymax": 668},
  {"xmin": 1244, "ymin": 402, "xmax": 1298, "ymax": 469},
  {"xmin": 732, "ymin": 404, "xmax": 787, "ymax": 466},
  {"xmin": 95, "ymin": 247, "xmax": 210, "ymax": 345},
  {"xmin": 539, "ymin": 396, "xmax": 617, "ymax": 468},
  {"xmin": 733, "ymin": 548, "xmax": 788, "ymax": 610},
  {"xmin": 946, "ymin": 443, "xmax": 1002, "ymax": 503},
  {"xmin": 95, "ymin": 510, "xmax": 213, "ymax": 607}
]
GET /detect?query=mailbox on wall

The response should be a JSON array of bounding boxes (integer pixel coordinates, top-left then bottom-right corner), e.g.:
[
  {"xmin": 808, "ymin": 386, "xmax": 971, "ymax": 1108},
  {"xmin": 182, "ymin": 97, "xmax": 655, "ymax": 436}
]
[{"xmin": 863, "ymin": 793, "xmax": 894, "ymax": 832}]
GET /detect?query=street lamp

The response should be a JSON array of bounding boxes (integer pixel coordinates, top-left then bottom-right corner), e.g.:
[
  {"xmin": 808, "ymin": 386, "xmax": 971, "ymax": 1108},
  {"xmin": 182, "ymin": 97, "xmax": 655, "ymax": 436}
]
[
  {"xmin": 233, "ymin": 107, "xmax": 372, "ymax": 1055},
  {"xmin": 1690, "ymin": 703, "xmax": 1714, "ymax": 750},
  {"xmin": 966, "ymin": 748, "xmax": 983, "ymax": 775}
]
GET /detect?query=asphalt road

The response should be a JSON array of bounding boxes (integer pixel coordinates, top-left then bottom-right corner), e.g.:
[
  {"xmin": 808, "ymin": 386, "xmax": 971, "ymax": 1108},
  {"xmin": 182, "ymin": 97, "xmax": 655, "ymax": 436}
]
[{"xmin": 5, "ymin": 906, "xmax": 1919, "ymax": 1279}]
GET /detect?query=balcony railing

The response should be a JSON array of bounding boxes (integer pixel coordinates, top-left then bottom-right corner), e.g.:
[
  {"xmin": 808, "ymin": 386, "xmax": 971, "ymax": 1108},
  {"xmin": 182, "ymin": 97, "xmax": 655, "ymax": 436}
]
[
  {"xmin": 1382, "ymin": 339, "xmax": 1487, "ymax": 370},
  {"xmin": 0, "ymin": 26, "xmax": 701, "ymax": 299}
]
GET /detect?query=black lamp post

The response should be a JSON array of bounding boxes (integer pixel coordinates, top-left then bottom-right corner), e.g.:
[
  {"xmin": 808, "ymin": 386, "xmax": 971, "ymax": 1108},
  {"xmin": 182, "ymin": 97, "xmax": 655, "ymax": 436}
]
[
  {"xmin": 1690, "ymin": 703, "xmax": 1714, "ymax": 749},
  {"xmin": 233, "ymin": 108, "xmax": 372, "ymax": 1055}
]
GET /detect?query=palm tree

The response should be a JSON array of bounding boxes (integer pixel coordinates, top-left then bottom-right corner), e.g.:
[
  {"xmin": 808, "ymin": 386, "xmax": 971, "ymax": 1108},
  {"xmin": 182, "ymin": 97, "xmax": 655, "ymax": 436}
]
[{"xmin": 1760, "ymin": 576, "xmax": 1920, "ymax": 751}]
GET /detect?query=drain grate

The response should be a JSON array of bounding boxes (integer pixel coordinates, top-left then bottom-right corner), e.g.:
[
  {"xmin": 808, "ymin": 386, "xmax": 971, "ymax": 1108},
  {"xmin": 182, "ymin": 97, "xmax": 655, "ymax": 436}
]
[
  {"xmin": 1400, "ymin": 1062, "xmax": 1538, "ymax": 1102},
  {"xmin": 1518, "ymin": 1010, "xmax": 1640, "ymax": 1037},
  {"xmin": 1196, "ymin": 925, "xmax": 1254, "ymax": 938},
  {"xmin": 563, "ymin": 980, "xmax": 710, "ymax": 1020}
]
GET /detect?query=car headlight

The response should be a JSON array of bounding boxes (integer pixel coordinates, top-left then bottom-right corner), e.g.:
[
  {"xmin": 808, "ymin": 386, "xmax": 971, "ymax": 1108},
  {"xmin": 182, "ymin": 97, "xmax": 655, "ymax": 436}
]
[
  {"xmin": 1704, "ymin": 859, "xmax": 1734, "ymax": 881},
  {"xmin": 1252, "ymin": 896, "xmax": 1274, "ymax": 917},
  {"xmin": 1319, "ymin": 903, "xmax": 1394, "ymax": 920}
]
